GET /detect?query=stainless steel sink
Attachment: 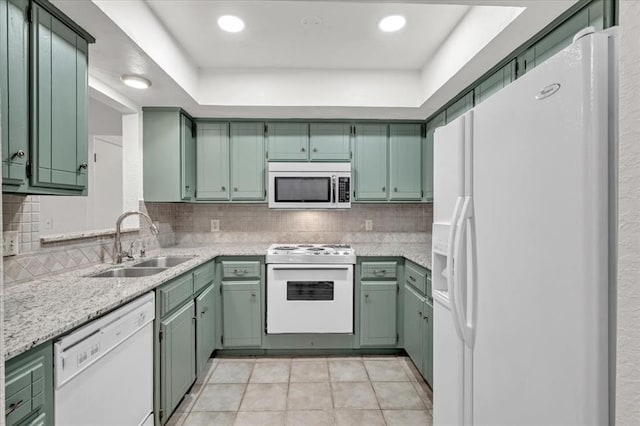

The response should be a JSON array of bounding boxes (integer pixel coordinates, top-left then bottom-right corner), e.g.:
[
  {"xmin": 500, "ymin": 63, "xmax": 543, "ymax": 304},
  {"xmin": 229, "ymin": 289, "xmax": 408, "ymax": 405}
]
[
  {"xmin": 133, "ymin": 256, "xmax": 195, "ymax": 268},
  {"xmin": 89, "ymin": 267, "xmax": 168, "ymax": 278}
]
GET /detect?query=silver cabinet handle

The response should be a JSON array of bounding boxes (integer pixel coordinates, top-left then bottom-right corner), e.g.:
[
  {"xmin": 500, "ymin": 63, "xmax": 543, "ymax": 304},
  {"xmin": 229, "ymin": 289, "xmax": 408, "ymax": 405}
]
[
  {"xmin": 14, "ymin": 150, "xmax": 25, "ymax": 158},
  {"xmin": 221, "ymin": 186, "xmax": 226, "ymax": 191},
  {"xmin": 251, "ymin": 292, "xmax": 257, "ymax": 298},
  {"xmin": 394, "ymin": 187, "xmax": 398, "ymax": 192},
  {"xmin": 382, "ymin": 187, "xmax": 386, "ymax": 192},
  {"xmin": 301, "ymin": 147, "xmax": 306, "ymax": 152},
  {"xmin": 5, "ymin": 400, "xmax": 23, "ymax": 416},
  {"xmin": 79, "ymin": 162, "xmax": 88, "ymax": 170},
  {"xmin": 409, "ymin": 276, "xmax": 416, "ymax": 282},
  {"xmin": 201, "ymin": 306, "xmax": 209, "ymax": 315},
  {"xmin": 365, "ymin": 294, "xmax": 370, "ymax": 302},
  {"xmin": 418, "ymin": 311, "xmax": 423, "ymax": 317},
  {"xmin": 233, "ymin": 268, "xmax": 247, "ymax": 274},
  {"xmin": 313, "ymin": 147, "xmax": 318, "ymax": 152},
  {"xmin": 373, "ymin": 269, "xmax": 387, "ymax": 275},
  {"xmin": 234, "ymin": 187, "xmax": 238, "ymax": 192},
  {"xmin": 185, "ymin": 185, "xmax": 190, "ymax": 190}
]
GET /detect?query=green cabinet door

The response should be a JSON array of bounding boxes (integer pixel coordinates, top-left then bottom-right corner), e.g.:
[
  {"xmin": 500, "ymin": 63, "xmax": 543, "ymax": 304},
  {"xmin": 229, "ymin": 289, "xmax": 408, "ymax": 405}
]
[
  {"xmin": 422, "ymin": 298, "xmax": 433, "ymax": 386},
  {"xmin": 354, "ymin": 123, "xmax": 388, "ymax": 200},
  {"xmin": 404, "ymin": 284, "xmax": 425, "ymax": 372},
  {"xmin": 309, "ymin": 123, "xmax": 351, "ymax": 161},
  {"xmin": 389, "ymin": 123, "xmax": 422, "ymax": 200},
  {"xmin": 181, "ymin": 115, "xmax": 196, "ymax": 200},
  {"xmin": 31, "ymin": 3, "xmax": 88, "ymax": 190},
  {"xmin": 196, "ymin": 122, "xmax": 230, "ymax": 200},
  {"xmin": 474, "ymin": 61, "xmax": 516, "ymax": 105},
  {"xmin": 360, "ymin": 281, "xmax": 398, "ymax": 346},
  {"xmin": 267, "ymin": 122, "xmax": 309, "ymax": 161},
  {"xmin": 222, "ymin": 280, "xmax": 261, "ymax": 347},
  {"xmin": 230, "ymin": 122, "xmax": 265, "ymax": 200},
  {"xmin": 1, "ymin": 0, "xmax": 29, "ymax": 186},
  {"xmin": 424, "ymin": 111, "xmax": 445, "ymax": 202},
  {"xmin": 161, "ymin": 300, "xmax": 196, "ymax": 418},
  {"xmin": 196, "ymin": 284, "xmax": 216, "ymax": 376}
]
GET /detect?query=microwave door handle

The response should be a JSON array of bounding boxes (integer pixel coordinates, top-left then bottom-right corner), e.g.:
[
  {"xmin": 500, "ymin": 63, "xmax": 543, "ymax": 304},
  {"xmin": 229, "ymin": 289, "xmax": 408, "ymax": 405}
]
[{"xmin": 332, "ymin": 176, "xmax": 336, "ymax": 204}]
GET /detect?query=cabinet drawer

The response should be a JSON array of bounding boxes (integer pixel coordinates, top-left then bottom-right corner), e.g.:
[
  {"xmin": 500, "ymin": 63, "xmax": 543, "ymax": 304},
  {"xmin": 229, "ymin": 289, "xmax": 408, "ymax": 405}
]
[
  {"xmin": 405, "ymin": 263, "xmax": 427, "ymax": 295},
  {"xmin": 222, "ymin": 261, "xmax": 261, "ymax": 279},
  {"xmin": 158, "ymin": 273, "xmax": 194, "ymax": 317},
  {"xmin": 193, "ymin": 261, "xmax": 215, "ymax": 293},
  {"xmin": 361, "ymin": 262, "xmax": 397, "ymax": 280}
]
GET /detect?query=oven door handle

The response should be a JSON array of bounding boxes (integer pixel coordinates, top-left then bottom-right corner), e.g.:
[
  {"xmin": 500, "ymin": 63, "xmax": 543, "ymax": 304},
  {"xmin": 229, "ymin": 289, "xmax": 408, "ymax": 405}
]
[{"xmin": 270, "ymin": 266, "xmax": 352, "ymax": 271}]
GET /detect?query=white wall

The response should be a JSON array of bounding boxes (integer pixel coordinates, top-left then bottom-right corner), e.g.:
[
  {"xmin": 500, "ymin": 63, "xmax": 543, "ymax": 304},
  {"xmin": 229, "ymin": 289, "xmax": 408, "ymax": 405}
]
[{"xmin": 616, "ymin": 1, "xmax": 640, "ymax": 424}]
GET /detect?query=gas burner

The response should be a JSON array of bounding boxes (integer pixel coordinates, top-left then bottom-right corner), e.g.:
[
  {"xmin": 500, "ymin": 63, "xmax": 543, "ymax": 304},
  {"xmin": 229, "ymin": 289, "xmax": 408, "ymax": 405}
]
[
  {"xmin": 274, "ymin": 246, "xmax": 297, "ymax": 250},
  {"xmin": 306, "ymin": 247, "xmax": 326, "ymax": 252},
  {"xmin": 297, "ymin": 244, "xmax": 314, "ymax": 248}
]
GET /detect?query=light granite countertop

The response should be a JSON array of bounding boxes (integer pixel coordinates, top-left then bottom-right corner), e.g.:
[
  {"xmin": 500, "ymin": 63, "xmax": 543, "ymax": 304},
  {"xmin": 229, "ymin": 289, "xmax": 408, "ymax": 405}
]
[{"xmin": 4, "ymin": 241, "xmax": 431, "ymax": 360}]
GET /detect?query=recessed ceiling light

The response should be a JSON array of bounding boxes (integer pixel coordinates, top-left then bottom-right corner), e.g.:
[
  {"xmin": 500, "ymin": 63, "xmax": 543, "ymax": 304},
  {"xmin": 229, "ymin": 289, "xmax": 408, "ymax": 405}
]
[
  {"xmin": 120, "ymin": 75, "xmax": 151, "ymax": 89},
  {"xmin": 218, "ymin": 15, "xmax": 245, "ymax": 33},
  {"xmin": 378, "ymin": 15, "xmax": 406, "ymax": 33}
]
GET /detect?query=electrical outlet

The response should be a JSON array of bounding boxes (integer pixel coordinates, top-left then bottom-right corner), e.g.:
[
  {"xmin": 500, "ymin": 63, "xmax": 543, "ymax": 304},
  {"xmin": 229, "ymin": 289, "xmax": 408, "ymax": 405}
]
[
  {"xmin": 210, "ymin": 219, "xmax": 220, "ymax": 232},
  {"xmin": 3, "ymin": 231, "xmax": 19, "ymax": 256},
  {"xmin": 44, "ymin": 218, "xmax": 53, "ymax": 230},
  {"xmin": 365, "ymin": 219, "xmax": 373, "ymax": 231}
]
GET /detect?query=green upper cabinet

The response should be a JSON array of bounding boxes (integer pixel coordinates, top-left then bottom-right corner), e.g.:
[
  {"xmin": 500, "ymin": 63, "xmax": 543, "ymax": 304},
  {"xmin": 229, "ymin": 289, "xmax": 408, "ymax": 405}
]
[
  {"xmin": 143, "ymin": 108, "xmax": 196, "ymax": 202},
  {"xmin": 266, "ymin": 122, "xmax": 308, "ymax": 161},
  {"xmin": 30, "ymin": 2, "xmax": 88, "ymax": 191},
  {"xmin": 230, "ymin": 122, "xmax": 266, "ymax": 200},
  {"xmin": 181, "ymin": 115, "xmax": 196, "ymax": 200},
  {"xmin": 309, "ymin": 122, "xmax": 351, "ymax": 161},
  {"xmin": 196, "ymin": 121, "xmax": 230, "ymax": 200},
  {"xmin": 1, "ymin": 0, "xmax": 29, "ymax": 187},
  {"xmin": 354, "ymin": 123, "xmax": 388, "ymax": 201},
  {"xmin": 445, "ymin": 92, "xmax": 473, "ymax": 124},
  {"xmin": 474, "ymin": 61, "xmax": 516, "ymax": 105},
  {"xmin": 389, "ymin": 123, "xmax": 422, "ymax": 201},
  {"xmin": 424, "ymin": 112, "xmax": 445, "ymax": 202}
]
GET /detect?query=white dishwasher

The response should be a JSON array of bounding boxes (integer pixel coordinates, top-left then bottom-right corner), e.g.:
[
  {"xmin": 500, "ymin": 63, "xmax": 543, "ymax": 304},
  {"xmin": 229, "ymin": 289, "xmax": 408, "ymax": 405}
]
[{"xmin": 54, "ymin": 292, "xmax": 155, "ymax": 426}]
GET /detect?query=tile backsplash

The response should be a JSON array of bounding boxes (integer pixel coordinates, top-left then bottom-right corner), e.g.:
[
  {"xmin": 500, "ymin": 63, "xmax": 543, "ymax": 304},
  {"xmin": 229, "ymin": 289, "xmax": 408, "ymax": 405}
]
[{"xmin": 2, "ymin": 196, "xmax": 431, "ymax": 285}]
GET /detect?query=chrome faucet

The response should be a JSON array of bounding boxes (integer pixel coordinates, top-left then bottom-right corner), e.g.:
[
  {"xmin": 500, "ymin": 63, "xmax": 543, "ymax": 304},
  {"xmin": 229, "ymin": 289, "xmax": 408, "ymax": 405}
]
[{"xmin": 113, "ymin": 211, "xmax": 159, "ymax": 264}]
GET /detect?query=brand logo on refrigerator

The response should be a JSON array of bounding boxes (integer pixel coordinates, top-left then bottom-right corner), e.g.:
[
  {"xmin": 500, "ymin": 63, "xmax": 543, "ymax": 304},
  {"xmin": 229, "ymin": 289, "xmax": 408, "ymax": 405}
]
[{"xmin": 535, "ymin": 83, "xmax": 561, "ymax": 100}]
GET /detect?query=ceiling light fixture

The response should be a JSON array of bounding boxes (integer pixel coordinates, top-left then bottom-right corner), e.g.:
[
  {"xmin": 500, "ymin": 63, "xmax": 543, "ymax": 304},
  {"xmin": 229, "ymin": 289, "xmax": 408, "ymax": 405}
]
[
  {"xmin": 218, "ymin": 15, "xmax": 245, "ymax": 33},
  {"xmin": 378, "ymin": 15, "xmax": 406, "ymax": 33},
  {"xmin": 120, "ymin": 75, "xmax": 151, "ymax": 89}
]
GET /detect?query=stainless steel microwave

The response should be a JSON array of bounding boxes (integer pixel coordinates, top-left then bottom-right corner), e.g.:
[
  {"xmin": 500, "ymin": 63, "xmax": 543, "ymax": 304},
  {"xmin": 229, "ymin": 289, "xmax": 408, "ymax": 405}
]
[{"xmin": 268, "ymin": 162, "xmax": 351, "ymax": 209}]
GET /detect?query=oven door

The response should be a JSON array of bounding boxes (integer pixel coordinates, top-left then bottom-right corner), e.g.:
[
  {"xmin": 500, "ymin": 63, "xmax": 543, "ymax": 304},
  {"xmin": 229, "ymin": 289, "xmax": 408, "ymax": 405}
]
[{"xmin": 266, "ymin": 264, "xmax": 354, "ymax": 334}]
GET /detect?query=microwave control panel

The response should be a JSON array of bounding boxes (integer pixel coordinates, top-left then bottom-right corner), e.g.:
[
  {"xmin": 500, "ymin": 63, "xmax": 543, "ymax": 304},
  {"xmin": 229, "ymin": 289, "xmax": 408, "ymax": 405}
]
[{"xmin": 338, "ymin": 177, "xmax": 350, "ymax": 203}]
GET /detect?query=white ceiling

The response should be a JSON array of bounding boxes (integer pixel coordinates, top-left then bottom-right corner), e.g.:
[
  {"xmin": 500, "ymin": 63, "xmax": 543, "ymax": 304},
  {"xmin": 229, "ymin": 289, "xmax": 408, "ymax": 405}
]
[
  {"xmin": 145, "ymin": 1, "xmax": 471, "ymax": 70},
  {"xmin": 53, "ymin": 0, "xmax": 580, "ymax": 119}
]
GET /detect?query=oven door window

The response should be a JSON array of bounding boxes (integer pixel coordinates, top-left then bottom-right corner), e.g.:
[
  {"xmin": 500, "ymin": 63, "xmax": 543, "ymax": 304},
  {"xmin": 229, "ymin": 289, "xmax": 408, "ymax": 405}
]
[
  {"xmin": 274, "ymin": 177, "xmax": 331, "ymax": 203},
  {"xmin": 287, "ymin": 281, "xmax": 334, "ymax": 301}
]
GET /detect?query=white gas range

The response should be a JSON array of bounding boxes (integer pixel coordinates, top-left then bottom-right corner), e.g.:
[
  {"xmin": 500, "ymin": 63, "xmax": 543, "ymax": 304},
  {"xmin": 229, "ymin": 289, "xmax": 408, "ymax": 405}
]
[{"xmin": 266, "ymin": 244, "xmax": 355, "ymax": 334}]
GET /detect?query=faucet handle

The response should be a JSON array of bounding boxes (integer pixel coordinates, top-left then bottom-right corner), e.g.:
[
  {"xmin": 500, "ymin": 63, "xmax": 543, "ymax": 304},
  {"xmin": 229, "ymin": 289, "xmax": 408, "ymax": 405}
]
[{"xmin": 140, "ymin": 241, "xmax": 146, "ymax": 258}]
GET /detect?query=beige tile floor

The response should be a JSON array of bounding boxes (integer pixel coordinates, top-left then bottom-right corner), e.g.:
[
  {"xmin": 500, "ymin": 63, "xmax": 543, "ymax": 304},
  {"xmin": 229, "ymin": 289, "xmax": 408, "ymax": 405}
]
[{"xmin": 167, "ymin": 355, "xmax": 433, "ymax": 426}]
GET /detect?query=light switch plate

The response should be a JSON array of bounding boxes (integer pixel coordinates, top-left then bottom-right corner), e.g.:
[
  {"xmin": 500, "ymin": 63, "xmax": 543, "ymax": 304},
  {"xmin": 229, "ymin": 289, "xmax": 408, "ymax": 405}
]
[
  {"xmin": 365, "ymin": 220, "xmax": 373, "ymax": 231},
  {"xmin": 3, "ymin": 231, "xmax": 19, "ymax": 256},
  {"xmin": 210, "ymin": 219, "xmax": 220, "ymax": 232}
]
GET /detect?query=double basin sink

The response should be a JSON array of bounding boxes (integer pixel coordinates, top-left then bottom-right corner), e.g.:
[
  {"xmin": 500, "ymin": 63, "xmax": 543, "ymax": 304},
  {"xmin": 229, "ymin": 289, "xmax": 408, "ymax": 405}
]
[{"xmin": 89, "ymin": 256, "xmax": 195, "ymax": 278}]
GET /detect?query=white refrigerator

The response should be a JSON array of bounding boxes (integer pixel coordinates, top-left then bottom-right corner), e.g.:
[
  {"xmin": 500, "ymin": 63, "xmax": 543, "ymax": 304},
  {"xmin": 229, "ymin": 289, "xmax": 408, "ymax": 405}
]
[{"xmin": 432, "ymin": 28, "xmax": 614, "ymax": 426}]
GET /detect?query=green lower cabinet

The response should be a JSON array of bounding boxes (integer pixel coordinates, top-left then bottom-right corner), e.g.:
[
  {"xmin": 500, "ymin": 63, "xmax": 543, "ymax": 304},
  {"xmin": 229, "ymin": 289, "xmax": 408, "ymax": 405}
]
[
  {"xmin": 422, "ymin": 298, "xmax": 433, "ymax": 386},
  {"xmin": 403, "ymin": 284, "xmax": 425, "ymax": 368},
  {"xmin": 360, "ymin": 281, "xmax": 398, "ymax": 346},
  {"xmin": 196, "ymin": 284, "xmax": 217, "ymax": 375},
  {"xmin": 4, "ymin": 342, "xmax": 53, "ymax": 426},
  {"xmin": 222, "ymin": 280, "xmax": 262, "ymax": 347},
  {"xmin": 160, "ymin": 300, "xmax": 196, "ymax": 419}
]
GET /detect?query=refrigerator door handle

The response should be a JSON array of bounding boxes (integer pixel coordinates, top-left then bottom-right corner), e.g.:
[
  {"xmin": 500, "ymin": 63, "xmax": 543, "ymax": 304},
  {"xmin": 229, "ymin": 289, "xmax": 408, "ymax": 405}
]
[
  {"xmin": 447, "ymin": 196, "xmax": 465, "ymax": 340},
  {"xmin": 453, "ymin": 196, "xmax": 475, "ymax": 348}
]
